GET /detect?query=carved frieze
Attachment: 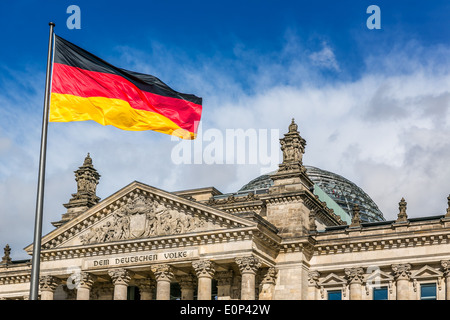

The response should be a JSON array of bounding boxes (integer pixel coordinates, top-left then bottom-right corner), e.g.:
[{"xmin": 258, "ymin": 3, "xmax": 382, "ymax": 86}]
[
  {"xmin": 207, "ymin": 192, "xmax": 259, "ymax": 206},
  {"xmin": 80, "ymin": 195, "xmax": 224, "ymax": 244}
]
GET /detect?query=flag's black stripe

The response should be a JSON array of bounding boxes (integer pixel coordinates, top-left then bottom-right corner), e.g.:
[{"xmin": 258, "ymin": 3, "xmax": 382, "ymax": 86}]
[{"xmin": 53, "ymin": 35, "xmax": 202, "ymax": 105}]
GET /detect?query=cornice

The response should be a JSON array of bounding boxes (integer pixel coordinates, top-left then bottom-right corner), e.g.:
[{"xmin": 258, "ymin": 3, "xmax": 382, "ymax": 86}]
[
  {"xmin": 279, "ymin": 236, "xmax": 316, "ymax": 255},
  {"xmin": 314, "ymin": 229, "xmax": 450, "ymax": 256},
  {"xmin": 214, "ymin": 204, "xmax": 264, "ymax": 214},
  {"xmin": 0, "ymin": 274, "xmax": 30, "ymax": 285},
  {"xmin": 260, "ymin": 191, "xmax": 304, "ymax": 204},
  {"xmin": 38, "ymin": 225, "xmax": 281, "ymax": 262}
]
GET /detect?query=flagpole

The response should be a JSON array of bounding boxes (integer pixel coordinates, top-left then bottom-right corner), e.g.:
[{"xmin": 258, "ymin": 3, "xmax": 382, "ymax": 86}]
[{"xmin": 29, "ymin": 22, "xmax": 55, "ymax": 300}]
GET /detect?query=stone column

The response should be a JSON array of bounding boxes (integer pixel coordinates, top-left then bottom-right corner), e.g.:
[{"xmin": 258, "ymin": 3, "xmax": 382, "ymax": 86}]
[
  {"xmin": 216, "ymin": 271, "xmax": 233, "ymax": 300},
  {"xmin": 151, "ymin": 264, "xmax": 174, "ymax": 300},
  {"xmin": 192, "ymin": 260, "xmax": 215, "ymax": 300},
  {"xmin": 392, "ymin": 264, "xmax": 411, "ymax": 300},
  {"xmin": 39, "ymin": 275, "xmax": 60, "ymax": 300},
  {"xmin": 345, "ymin": 267, "xmax": 364, "ymax": 300},
  {"xmin": 108, "ymin": 268, "xmax": 133, "ymax": 300},
  {"xmin": 259, "ymin": 267, "xmax": 277, "ymax": 300},
  {"xmin": 179, "ymin": 274, "xmax": 196, "ymax": 300},
  {"xmin": 135, "ymin": 278, "xmax": 156, "ymax": 300},
  {"xmin": 236, "ymin": 255, "xmax": 261, "ymax": 300},
  {"xmin": 441, "ymin": 260, "xmax": 450, "ymax": 300},
  {"xmin": 76, "ymin": 272, "xmax": 96, "ymax": 300}
]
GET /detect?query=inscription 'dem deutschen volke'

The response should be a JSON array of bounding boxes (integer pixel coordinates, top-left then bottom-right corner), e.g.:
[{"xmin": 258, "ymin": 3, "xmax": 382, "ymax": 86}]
[{"xmin": 84, "ymin": 249, "xmax": 198, "ymax": 269}]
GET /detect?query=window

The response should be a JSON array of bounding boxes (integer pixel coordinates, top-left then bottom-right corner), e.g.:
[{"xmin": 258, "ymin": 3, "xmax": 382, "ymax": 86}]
[
  {"xmin": 420, "ymin": 283, "xmax": 436, "ymax": 300},
  {"xmin": 373, "ymin": 287, "xmax": 388, "ymax": 300},
  {"xmin": 327, "ymin": 290, "xmax": 342, "ymax": 300},
  {"xmin": 127, "ymin": 286, "xmax": 140, "ymax": 300},
  {"xmin": 170, "ymin": 282, "xmax": 181, "ymax": 300}
]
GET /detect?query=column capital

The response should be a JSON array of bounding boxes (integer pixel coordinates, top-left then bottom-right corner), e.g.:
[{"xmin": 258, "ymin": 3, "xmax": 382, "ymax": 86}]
[
  {"xmin": 192, "ymin": 259, "xmax": 216, "ymax": 278},
  {"xmin": 108, "ymin": 268, "xmax": 133, "ymax": 286},
  {"xmin": 235, "ymin": 255, "xmax": 261, "ymax": 275},
  {"xmin": 441, "ymin": 260, "xmax": 450, "ymax": 276},
  {"xmin": 78, "ymin": 272, "xmax": 97, "ymax": 289},
  {"xmin": 260, "ymin": 267, "xmax": 277, "ymax": 285},
  {"xmin": 151, "ymin": 264, "xmax": 174, "ymax": 282},
  {"xmin": 391, "ymin": 263, "xmax": 412, "ymax": 280},
  {"xmin": 344, "ymin": 267, "xmax": 364, "ymax": 284},
  {"xmin": 308, "ymin": 270, "xmax": 320, "ymax": 287},
  {"xmin": 39, "ymin": 275, "xmax": 60, "ymax": 292}
]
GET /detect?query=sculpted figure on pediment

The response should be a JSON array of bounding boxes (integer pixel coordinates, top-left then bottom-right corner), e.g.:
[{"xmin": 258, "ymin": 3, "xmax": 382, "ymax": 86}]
[{"xmin": 80, "ymin": 195, "xmax": 218, "ymax": 244}]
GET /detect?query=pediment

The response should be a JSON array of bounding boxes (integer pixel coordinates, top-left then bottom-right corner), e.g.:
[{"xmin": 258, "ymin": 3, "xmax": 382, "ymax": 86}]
[
  {"xmin": 318, "ymin": 273, "xmax": 346, "ymax": 286},
  {"xmin": 30, "ymin": 181, "xmax": 257, "ymax": 252},
  {"xmin": 366, "ymin": 269, "xmax": 394, "ymax": 283},
  {"xmin": 411, "ymin": 265, "xmax": 443, "ymax": 279}
]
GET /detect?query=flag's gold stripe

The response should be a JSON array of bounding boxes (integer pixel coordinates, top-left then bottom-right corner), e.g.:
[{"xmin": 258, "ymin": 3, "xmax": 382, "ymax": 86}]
[{"xmin": 49, "ymin": 93, "xmax": 195, "ymax": 139}]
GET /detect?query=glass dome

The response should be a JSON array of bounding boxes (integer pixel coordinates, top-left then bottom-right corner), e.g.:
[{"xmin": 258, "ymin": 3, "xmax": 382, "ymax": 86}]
[{"xmin": 238, "ymin": 166, "xmax": 385, "ymax": 223}]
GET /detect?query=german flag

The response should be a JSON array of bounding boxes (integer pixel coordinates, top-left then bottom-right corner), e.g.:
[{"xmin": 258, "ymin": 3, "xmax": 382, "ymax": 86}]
[{"xmin": 50, "ymin": 35, "xmax": 202, "ymax": 139}]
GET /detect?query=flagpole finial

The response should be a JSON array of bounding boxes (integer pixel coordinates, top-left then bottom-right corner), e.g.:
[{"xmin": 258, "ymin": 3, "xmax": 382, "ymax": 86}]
[{"xmin": 49, "ymin": 22, "xmax": 55, "ymax": 26}]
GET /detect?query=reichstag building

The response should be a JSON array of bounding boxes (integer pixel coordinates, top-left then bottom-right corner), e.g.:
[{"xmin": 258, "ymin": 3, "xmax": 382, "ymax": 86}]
[{"xmin": 1, "ymin": 119, "xmax": 450, "ymax": 300}]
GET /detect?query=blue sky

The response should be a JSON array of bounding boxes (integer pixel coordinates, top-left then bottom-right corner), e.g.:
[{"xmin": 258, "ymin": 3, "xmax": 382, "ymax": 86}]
[
  {"xmin": 2, "ymin": 1, "xmax": 448, "ymax": 86},
  {"xmin": 0, "ymin": 0, "xmax": 449, "ymax": 259}
]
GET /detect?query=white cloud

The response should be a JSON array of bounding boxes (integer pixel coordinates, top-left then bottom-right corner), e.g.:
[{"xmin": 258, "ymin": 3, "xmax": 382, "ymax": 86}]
[{"xmin": 309, "ymin": 42, "xmax": 340, "ymax": 71}]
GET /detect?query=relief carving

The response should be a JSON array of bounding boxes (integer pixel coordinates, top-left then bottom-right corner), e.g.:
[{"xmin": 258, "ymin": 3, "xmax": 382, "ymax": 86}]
[
  {"xmin": 391, "ymin": 263, "xmax": 412, "ymax": 280},
  {"xmin": 80, "ymin": 195, "xmax": 221, "ymax": 244}
]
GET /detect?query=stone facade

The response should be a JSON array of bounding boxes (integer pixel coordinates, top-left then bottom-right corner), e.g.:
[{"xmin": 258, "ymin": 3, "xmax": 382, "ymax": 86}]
[{"xmin": 1, "ymin": 119, "xmax": 450, "ymax": 300}]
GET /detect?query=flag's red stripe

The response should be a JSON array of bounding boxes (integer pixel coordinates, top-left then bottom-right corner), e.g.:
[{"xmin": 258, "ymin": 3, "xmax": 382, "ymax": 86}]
[{"xmin": 51, "ymin": 63, "xmax": 202, "ymax": 133}]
